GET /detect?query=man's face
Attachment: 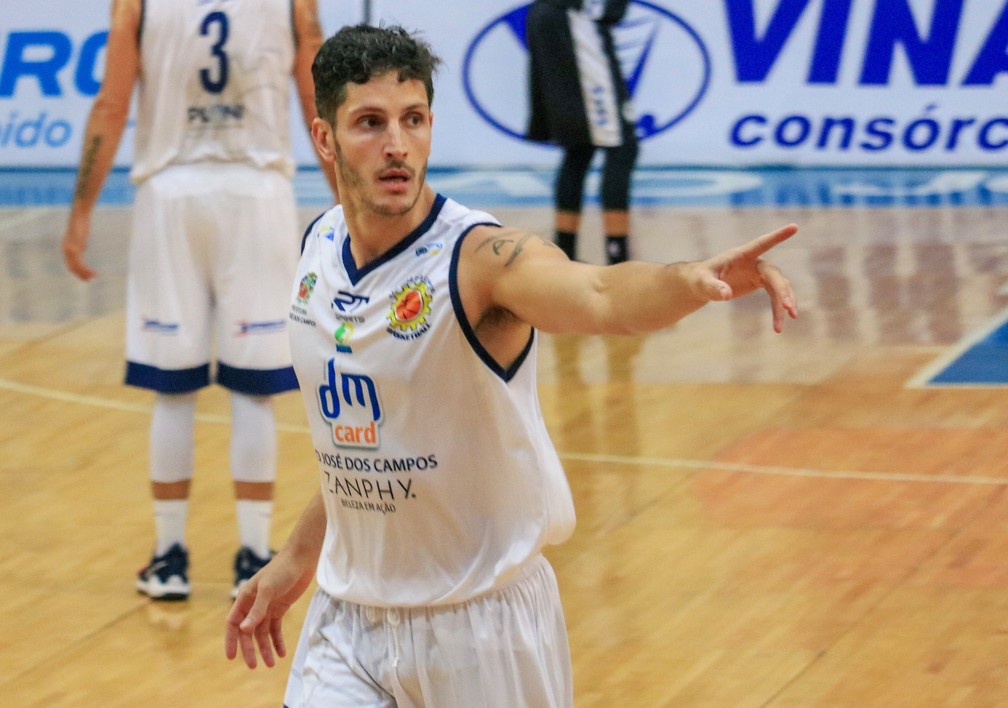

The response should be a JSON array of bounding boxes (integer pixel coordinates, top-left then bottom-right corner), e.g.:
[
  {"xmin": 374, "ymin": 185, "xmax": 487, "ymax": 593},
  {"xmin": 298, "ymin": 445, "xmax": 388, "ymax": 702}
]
[{"xmin": 331, "ymin": 71, "xmax": 432, "ymax": 218}]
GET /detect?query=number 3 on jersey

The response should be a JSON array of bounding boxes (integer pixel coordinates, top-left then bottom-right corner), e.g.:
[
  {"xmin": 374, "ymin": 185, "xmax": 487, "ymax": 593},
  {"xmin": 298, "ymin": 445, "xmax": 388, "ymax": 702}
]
[{"xmin": 199, "ymin": 11, "xmax": 229, "ymax": 94}]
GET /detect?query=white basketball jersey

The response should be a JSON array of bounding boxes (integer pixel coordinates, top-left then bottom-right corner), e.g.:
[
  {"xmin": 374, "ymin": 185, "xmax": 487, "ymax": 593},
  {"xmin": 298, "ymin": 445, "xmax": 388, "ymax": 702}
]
[
  {"xmin": 289, "ymin": 196, "xmax": 577, "ymax": 607},
  {"xmin": 130, "ymin": 0, "xmax": 297, "ymax": 182}
]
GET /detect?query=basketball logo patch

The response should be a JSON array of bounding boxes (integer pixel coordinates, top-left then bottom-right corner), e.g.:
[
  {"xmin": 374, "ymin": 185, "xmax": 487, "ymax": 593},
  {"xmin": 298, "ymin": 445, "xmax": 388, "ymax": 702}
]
[{"xmin": 386, "ymin": 277, "xmax": 434, "ymax": 341}]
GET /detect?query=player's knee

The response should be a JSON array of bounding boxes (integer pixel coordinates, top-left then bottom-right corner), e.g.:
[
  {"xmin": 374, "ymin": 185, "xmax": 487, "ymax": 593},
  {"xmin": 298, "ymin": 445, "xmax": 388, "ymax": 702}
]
[{"xmin": 229, "ymin": 392, "xmax": 277, "ymax": 483}]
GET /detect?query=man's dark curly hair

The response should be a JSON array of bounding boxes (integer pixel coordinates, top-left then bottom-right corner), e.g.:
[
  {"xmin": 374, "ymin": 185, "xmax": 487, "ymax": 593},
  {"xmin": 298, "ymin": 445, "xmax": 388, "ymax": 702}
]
[{"xmin": 312, "ymin": 24, "xmax": 441, "ymax": 124}]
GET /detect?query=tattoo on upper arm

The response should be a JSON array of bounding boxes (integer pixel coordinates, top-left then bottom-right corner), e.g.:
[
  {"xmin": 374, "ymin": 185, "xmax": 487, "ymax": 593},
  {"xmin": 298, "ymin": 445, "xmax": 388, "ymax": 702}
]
[
  {"xmin": 74, "ymin": 136, "xmax": 102, "ymax": 200},
  {"xmin": 475, "ymin": 232, "xmax": 557, "ymax": 267}
]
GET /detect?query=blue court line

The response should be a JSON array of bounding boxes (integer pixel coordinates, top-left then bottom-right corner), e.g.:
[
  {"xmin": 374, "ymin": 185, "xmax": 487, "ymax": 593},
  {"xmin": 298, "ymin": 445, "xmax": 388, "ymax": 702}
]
[
  {"xmin": 910, "ymin": 307, "xmax": 1008, "ymax": 388},
  {"xmin": 2, "ymin": 166, "xmax": 1008, "ymax": 208}
]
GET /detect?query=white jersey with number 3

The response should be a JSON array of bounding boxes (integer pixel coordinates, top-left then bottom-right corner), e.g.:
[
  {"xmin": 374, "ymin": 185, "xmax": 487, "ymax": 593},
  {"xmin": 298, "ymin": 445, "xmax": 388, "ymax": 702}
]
[
  {"xmin": 289, "ymin": 195, "xmax": 577, "ymax": 607},
  {"xmin": 131, "ymin": 0, "xmax": 297, "ymax": 183}
]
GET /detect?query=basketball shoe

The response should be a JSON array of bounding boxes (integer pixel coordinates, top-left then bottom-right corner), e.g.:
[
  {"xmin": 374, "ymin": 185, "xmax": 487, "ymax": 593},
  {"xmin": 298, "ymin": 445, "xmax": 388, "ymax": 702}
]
[
  {"xmin": 136, "ymin": 543, "xmax": 191, "ymax": 601},
  {"xmin": 232, "ymin": 546, "xmax": 273, "ymax": 599}
]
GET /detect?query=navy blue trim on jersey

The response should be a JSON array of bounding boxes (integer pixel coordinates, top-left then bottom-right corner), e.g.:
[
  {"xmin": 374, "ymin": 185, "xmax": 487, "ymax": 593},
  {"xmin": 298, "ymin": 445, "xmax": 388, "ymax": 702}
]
[
  {"xmin": 125, "ymin": 362, "xmax": 210, "ymax": 393},
  {"xmin": 217, "ymin": 363, "xmax": 299, "ymax": 394},
  {"xmin": 138, "ymin": 0, "xmax": 146, "ymax": 47},
  {"xmin": 341, "ymin": 194, "xmax": 447, "ymax": 285},
  {"xmin": 449, "ymin": 224, "xmax": 535, "ymax": 382},
  {"xmin": 301, "ymin": 210, "xmax": 327, "ymax": 255}
]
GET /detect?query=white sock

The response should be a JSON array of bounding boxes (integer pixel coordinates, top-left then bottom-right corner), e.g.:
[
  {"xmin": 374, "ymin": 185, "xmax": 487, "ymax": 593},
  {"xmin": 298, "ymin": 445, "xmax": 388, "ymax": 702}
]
[
  {"xmin": 236, "ymin": 499, "xmax": 272, "ymax": 558},
  {"xmin": 153, "ymin": 500, "xmax": 188, "ymax": 555}
]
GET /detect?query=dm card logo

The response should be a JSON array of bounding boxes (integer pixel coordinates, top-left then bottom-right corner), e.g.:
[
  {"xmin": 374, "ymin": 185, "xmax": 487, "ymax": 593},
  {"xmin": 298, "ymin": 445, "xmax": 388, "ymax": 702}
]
[
  {"xmin": 462, "ymin": 1, "xmax": 711, "ymax": 143},
  {"xmin": 317, "ymin": 361, "xmax": 383, "ymax": 449},
  {"xmin": 297, "ymin": 272, "xmax": 318, "ymax": 304},
  {"xmin": 386, "ymin": 277, "xmax": 434, "ymax": 341}
]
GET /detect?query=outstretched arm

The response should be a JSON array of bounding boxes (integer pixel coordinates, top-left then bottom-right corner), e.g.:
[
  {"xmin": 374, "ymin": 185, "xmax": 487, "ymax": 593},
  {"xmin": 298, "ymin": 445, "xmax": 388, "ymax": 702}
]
[
  {"xmin": 61, "ymin": 0, "xmax": 140, "ymax": 281},
  {"xmin": 463, "ymin": 223, "xmax": 798, "ymax": 340},
  {"xmin": 292, "ymin": 0, "xmax": 339, "ymax": 203},
  {"xmin": 225, "ymin": 491, "xmax": 326, "ymax": 669}
]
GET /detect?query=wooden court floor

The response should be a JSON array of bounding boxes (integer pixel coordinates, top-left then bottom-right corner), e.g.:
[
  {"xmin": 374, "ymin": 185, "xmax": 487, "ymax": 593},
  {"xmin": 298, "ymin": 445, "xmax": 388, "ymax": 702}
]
[{"xmin": 2, "ymin": 201, "xmax": 1008, "ymax": 706}]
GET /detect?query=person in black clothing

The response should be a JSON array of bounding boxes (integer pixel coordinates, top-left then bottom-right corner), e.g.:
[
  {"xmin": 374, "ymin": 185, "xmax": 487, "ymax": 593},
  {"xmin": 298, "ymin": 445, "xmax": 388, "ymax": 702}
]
[{"xmin": 526, "ymin": 0, "xmax": 638, "ymax": 264}]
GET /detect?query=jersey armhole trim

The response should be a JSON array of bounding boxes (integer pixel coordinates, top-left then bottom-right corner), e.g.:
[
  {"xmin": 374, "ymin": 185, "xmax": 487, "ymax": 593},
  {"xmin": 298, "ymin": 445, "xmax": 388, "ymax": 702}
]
[
  {"xmin": 449, "ymin": 225, "xmax": 535, "ymax": 383},
  {"xmin": 301, "ymin": 210, "xmax": 327, "ymax": 255}
]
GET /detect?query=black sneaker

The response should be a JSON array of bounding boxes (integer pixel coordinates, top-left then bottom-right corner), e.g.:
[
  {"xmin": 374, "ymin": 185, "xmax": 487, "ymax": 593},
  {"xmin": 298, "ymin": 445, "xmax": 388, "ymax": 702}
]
[
  {"xmin": 136, "ymin": 543, "xmax": 191, "ymax": 601},
  {"xmin": 232, "ymin": 547, "xmax": 273, "ymax": 599}
]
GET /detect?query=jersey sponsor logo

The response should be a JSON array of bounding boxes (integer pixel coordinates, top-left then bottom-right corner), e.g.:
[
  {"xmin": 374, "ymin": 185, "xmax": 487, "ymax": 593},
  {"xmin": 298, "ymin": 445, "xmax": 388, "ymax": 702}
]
[
  {"xmin": 333, "ymin": 321, "xmax": 354, "ymax": 354},
  {"xmin": 141, "ymin": 317, "xmax": 180, "ymax": 334},
  {"xmin": 331, "ymin": 289, "xmax": 370, "ymax": 314},
  {"xmin": 462, "ymin": 1, "xmax": 711, "ymax": 142},
  {"xmin": 317, "ymin": 361, "xmax": 383, "ymax": 450},
  {"xmin": 235, "ymin": 319, "xmax": 286, "ymax": 336},
  {"xmin": 386, "ymin": 277, "xmax": 434, "ymax": 341},
  {"xmin": 415, "ymin": 242, "xmax": 444, "ymax": 257}
]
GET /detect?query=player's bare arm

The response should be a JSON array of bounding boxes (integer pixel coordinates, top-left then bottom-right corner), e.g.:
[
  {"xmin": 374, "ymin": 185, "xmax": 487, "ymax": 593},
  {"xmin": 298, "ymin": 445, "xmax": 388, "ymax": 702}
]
[
  {"xmin": 226, "ymin": 490, "xmax": 326, "ymax": 669},
  {"xmin": 61, "ymin": 0, "xmax": 141, "ymax": 280},
  {"xmin": 462, "ymin": 223, "xmax": 799, "ymax": 342},
  {"xmin": 293, "ymin": 0, "xmax": 339, "ymax": 202}
]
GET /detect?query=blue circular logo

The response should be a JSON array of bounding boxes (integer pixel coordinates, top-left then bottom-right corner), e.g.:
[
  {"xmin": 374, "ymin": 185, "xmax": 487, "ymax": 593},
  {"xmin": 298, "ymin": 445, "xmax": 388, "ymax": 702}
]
[{"xmin": 462, "ymin": 1, "xmax": 711, "ymax": 143}]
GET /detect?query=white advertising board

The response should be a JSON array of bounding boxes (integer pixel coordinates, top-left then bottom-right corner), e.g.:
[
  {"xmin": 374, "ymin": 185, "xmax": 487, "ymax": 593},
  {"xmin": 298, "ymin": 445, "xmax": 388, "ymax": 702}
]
[{"xmin": 1, "ymin": 0, "xmax": 1006, "ymax": 168}]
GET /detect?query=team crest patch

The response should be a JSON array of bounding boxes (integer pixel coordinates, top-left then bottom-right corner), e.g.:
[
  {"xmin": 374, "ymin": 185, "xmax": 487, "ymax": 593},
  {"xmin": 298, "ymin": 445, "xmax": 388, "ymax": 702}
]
[
  {"xmin": 297, "ymin": 272, "xmax": 318, "ymax": 303},
  {"xmin": 386, "ymin": 277, "xmax": 434, "ymax": 340}
]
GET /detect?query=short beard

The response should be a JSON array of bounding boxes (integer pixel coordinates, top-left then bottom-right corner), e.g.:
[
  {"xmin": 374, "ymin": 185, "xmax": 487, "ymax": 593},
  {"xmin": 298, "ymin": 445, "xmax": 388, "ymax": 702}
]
[{"xmin": 335, "ymin": 140, "xmax": 428, "ymax": 217}]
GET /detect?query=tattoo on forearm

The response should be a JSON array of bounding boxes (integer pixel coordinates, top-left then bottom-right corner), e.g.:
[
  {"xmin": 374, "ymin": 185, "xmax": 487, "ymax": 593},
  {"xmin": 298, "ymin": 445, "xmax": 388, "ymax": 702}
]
[
  {"xmin": 476, "ymin": 233, "xmax": 555, "ymax": 266},
  {"xmin": 74, "ymin": 136, "xmax": 102, "ymax": 200}
]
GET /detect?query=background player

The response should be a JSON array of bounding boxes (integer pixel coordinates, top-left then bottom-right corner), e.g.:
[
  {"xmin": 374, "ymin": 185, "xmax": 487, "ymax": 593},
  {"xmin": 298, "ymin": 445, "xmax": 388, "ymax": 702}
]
[
  {"xmin": 60, "ymin": 0, "xmax": 339, "ymax": 601},
  {"xmin": 526, "ymin": 0, "xmax": 638, "ymax": 264}
]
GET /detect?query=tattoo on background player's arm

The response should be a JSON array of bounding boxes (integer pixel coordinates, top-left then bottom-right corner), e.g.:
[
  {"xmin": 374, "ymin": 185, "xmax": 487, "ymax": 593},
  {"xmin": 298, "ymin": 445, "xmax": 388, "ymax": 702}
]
[{"xmin": 74, "ymin": 136, "xmax": 102, "ymax": 200}]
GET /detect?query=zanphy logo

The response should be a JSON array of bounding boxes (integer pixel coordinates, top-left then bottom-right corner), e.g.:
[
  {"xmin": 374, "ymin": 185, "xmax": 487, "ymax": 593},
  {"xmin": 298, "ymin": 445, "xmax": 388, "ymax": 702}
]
[{"xmin": 462, "ymin": 1, "xmax": 711, "ymax": 143}]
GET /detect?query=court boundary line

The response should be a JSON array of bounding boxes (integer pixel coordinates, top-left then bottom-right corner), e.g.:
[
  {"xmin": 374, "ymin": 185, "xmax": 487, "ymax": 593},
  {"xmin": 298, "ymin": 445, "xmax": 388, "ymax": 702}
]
[
  {"xmin": 905, "ymin": 304, "xmax": 1008, "ymax": 389},
  {"xmin": 2, "ymin": 375, "xmax": 1005, "ymax": 487}
]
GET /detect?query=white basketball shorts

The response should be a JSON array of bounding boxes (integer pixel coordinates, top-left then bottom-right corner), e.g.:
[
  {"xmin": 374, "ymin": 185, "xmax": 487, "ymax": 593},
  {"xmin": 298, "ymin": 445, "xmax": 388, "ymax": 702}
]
[
  {"xmin": 124, "ymin": 163, "xmax": 300, "ymax": 395},
  {"xmin": 283, "ymin": 554, "xmax": 573, "ymax": 707}
]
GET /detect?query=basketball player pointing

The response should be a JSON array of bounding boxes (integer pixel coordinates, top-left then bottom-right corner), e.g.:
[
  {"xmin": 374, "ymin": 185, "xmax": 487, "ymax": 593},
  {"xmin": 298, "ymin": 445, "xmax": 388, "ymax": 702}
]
[{"xmin": 225, "ymin": 24, "xmax": 798, "ymax": 707}]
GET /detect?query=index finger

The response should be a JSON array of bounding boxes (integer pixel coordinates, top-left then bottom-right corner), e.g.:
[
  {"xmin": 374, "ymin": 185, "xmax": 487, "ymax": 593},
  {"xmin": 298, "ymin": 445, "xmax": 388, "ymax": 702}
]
[{"xmin": 741, "ymin": 223, "xmax": 798, "ymax": 259}]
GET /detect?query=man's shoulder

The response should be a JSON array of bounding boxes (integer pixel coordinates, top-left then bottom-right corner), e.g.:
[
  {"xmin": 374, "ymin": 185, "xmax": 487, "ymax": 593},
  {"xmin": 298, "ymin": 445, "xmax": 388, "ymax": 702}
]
[
  {"xmin": 435, "ymin": 196, "xmax": 500, "ymax": 232},
  {"xmin": 300, "ymin": 204, "xmax": 344, "ymax": 253}
]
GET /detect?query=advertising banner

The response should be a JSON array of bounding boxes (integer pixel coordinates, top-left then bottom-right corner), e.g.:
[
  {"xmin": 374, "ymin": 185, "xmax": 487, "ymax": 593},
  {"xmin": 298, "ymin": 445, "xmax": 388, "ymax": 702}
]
[
  {"xmin": 0, "ymin": 0, "xmax": 364, "ymax": 167},
  {"xmin": 1, "ymin": 0, "xmax": 1006, "ymax": 168}
]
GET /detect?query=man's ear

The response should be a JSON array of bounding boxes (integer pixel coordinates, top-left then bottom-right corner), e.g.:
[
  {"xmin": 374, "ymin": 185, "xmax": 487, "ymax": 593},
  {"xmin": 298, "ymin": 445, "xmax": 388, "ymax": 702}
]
[{"xmin": 311, "ymin": 117, "xmax": 337, "ymax": 162}]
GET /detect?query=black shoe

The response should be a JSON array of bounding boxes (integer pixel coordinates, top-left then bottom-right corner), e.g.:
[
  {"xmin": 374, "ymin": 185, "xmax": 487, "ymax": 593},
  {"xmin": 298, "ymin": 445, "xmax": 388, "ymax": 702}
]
[
  {"xmin": 136, "ymin": 543, "xmax": 191, "ymax": 601},
  {"xmin": 231, "ymin": 546, "xmax": 273, "ymax": 599}
]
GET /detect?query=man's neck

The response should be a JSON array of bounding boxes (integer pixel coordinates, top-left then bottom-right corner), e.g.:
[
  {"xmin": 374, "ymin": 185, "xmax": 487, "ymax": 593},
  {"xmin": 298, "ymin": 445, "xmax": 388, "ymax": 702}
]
[{"xmin": 344, "ymin": 185, "xmax": 438, "ymax": 267}]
